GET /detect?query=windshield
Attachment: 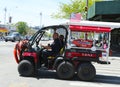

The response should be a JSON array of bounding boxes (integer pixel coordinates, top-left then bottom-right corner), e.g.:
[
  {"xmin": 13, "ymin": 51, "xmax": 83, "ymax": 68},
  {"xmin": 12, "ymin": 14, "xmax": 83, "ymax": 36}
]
[
  {"xmin": 29, "ymin": 25, "xmax": 67, "ymax": 49},
  {"xmin": 8, "ymin": 32, "xmax": 20, "ymax": 36},
  {"xmin": 29, "ymin": 30, "xmax": 44, "ymax": 47},
  {"xmin": 39, "ymin": 27, "xmax": 66, "ymax": 46}
]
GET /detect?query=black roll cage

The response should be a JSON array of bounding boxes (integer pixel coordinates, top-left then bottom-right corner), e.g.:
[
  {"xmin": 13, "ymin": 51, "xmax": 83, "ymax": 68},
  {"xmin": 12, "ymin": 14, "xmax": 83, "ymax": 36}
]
[{"xmin": 28, "ymin": 25, "xmax": 68, "ymax": 48}]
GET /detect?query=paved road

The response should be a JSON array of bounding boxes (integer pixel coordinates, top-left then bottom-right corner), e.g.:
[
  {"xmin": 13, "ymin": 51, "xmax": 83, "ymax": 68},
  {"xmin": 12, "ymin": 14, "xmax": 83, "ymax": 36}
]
[{"xmin": 0, "ymin": 41, "xmax": 120, "ymax": 87}]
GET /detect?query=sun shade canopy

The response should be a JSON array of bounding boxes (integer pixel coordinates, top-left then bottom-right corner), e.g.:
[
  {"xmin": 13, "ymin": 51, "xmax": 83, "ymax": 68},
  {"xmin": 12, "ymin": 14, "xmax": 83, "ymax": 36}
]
[{"xmin": 69, "ymin": 25, "xmax": 111, "ymax": 32}]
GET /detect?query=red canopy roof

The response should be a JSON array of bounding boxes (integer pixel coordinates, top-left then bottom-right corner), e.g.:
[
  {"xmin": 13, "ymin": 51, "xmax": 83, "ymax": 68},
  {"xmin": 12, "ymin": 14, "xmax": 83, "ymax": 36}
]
[{"xmin": 69, "ymin": 25, "xmax": 111, "ymax": 32}]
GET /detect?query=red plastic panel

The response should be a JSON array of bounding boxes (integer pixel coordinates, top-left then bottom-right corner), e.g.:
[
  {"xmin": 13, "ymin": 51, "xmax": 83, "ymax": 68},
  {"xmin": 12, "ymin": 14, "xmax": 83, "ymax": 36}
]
[{"xmin": 69, "ymin": 25, "xmax": 111, "ymax": 32}]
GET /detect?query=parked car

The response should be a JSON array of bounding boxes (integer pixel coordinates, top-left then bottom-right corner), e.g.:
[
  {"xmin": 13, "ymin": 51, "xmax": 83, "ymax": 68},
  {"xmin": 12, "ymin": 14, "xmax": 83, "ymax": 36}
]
[{"xmin": 4, "ymin": 32, "xmax": 22, "ymax": 42}]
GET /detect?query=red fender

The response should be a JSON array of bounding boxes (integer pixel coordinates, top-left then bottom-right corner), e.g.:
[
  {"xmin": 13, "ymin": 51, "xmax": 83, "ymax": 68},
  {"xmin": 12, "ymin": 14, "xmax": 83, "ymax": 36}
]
[
  {"xmin": 13, "ymin": 43, "xmax": 20, "ymax": 64},
  {"xmin": 13, "ymin": 40, "xmax": 28, "ymax": 64}
]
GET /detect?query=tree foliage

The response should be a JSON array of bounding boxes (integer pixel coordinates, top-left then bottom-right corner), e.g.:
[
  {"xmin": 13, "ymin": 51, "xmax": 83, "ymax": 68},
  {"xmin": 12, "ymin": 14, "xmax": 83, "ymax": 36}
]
[
  {"xmin": 51, "ymin": 0, "xmax": 102, "ymax": 19},
  {"xmin": 15, "ymin": 21, "xmax": 29, "ymax": 35}
]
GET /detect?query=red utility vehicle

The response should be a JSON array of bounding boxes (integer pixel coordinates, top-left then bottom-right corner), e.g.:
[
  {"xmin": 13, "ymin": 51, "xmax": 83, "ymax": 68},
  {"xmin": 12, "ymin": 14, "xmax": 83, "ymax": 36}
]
[{"xmin": 14, "ymin": 21, "xmax": 114, "ymax": 81}]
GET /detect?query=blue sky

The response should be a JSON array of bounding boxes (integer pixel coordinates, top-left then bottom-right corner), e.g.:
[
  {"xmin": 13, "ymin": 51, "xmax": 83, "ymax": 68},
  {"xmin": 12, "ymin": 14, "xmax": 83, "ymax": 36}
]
[
  {"xmin": 0, "ymin": 0, "xmax": 112, "ymax": 26},
  {"xmin": 0, "ymin": 0, "xmax": 69, "ymax": 26}
]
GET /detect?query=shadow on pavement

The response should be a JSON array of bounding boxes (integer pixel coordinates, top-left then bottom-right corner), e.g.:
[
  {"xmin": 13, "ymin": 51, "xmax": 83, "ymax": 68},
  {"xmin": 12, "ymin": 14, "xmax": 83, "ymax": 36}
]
[
  {"xmin": 94, "ymin": 75, "xmax": 120, "ymax": 84},
  {"xmin": 32, "ymin": 70, "xmax": 120, "ymax": 85},
  {"xmin": 36, "ymin": 70, "xmax": 57, "ymax": 79}
]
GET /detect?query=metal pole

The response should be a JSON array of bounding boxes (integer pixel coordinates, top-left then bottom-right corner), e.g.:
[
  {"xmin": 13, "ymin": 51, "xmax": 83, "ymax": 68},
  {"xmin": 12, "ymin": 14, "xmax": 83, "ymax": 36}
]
[
  {"xmin": 4, "ymin": 7, "xmax": 7, "ymax": 24},
  {"xmin": 86, "ymin": 0, "xmax": 88, "ymax": 8},
  {"xmin": 86, "ymin": 0, "xmax": 88, "ymax": 20},
  {"xmin": 40, "ymin": 12, "xmax": 42, "ymax": 29}
]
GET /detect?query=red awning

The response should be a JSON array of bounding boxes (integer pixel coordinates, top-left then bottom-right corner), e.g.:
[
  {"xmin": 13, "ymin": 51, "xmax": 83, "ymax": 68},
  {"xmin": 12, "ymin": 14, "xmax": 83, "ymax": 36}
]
[{"xmin": 69, "ymin": 25, "xmax": 111, "ymax": 32}]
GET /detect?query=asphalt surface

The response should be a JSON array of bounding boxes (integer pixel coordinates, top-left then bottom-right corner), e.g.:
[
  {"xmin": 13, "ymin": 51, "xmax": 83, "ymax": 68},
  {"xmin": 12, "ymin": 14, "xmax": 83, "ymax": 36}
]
[{"xmin": 0, "ymin": 41, "xmax": 120, "ymax": 87}]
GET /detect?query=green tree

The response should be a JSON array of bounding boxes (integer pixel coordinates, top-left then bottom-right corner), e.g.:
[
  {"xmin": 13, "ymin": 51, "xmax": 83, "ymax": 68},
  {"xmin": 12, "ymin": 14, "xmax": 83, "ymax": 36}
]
[
  {"xmin": 15, "ymin": 21, "xmax": 29, "ymax": 35},
  {"xmin": 51, "ymin": 0, "xmax": 102, "ymax": 19}
]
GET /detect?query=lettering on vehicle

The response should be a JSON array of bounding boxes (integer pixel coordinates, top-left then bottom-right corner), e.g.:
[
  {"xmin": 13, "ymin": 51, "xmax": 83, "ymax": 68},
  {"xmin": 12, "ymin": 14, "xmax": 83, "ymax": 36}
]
[{"xmin": 82, "ymin": 53, "xmax": 93, "ymax": 57}]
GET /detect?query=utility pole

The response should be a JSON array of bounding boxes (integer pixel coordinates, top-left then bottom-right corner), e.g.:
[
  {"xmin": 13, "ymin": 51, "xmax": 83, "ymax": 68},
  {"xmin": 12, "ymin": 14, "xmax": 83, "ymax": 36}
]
[
  {"xmin": 86, "ymin": 0, "xmax": 88, "ymax": 20},
  {"xmin": 40, "ymin": 12, "xmax": 42, "ymax": 29},
  {"xmin": 4, "ymin": 7, "xmax": 7, "ymax": 24}
]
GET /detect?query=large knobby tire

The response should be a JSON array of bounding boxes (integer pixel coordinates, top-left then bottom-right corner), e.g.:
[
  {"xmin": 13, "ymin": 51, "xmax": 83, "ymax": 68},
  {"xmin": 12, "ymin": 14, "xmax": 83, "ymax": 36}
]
[
  {"xmin": 18, "ymin": 60, "xmax": 34, "ymax": 77},
  {"xmin": 77, "ymin": 63, "xmax": 96, "ymax": 81},
  {"xmin": 56, "ymin": 61, "xmax": 75, "ymax": 80}
]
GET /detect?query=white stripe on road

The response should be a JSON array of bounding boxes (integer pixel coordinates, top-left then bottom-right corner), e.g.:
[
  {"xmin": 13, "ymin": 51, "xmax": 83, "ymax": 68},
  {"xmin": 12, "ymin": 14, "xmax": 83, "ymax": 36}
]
[
  {"xmin": 69, "ymin": 81, "xmax": 120, "ymax": 87},
  {"xmin": 69, "ymin": 82, "xmax": 102, "ymax": 87}
]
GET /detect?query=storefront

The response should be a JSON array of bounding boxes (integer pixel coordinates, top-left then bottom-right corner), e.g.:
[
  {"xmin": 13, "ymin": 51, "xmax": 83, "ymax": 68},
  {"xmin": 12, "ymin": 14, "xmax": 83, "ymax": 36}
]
[
  {"xmin": 0, "ymin": 25, "xmax": 9, "ymax": 40},
  {"xmin": 0, "ymin": 27, "xmax": 8, "ymax": 33},
  {"xmin": 87, "ymin": 1, "xmax": 120, "ymax": 52}
]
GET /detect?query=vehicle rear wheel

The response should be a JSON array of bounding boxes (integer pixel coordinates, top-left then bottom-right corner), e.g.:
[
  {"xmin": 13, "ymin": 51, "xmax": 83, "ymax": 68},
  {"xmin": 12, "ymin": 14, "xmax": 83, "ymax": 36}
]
[
  {"xmin": 18, "ymin": 60, "xmax": 35, "ymax": 76},
  {"xmin": 77, "ymin": 62, "xmax": 96, "ymax": 81},
  {"xmin": 5, "ymin": 39, "xmax": 8, "ymax": 42},
  {"xmin": 56, "ymin": 61, "xmax": 75, "ymax": 80}
]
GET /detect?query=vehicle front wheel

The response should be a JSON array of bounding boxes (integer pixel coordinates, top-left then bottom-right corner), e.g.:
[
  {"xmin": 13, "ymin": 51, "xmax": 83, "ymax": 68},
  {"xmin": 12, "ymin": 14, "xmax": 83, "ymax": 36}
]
[
  {"xmin": 77, "ymin": 63, "xmax": 96, "ymax": 81},
  {"xmin": 56, "ymin": 61, "xmax": 75, "ymax": 80},
  {"xmin": 12, "ymin": 38, "xmax": 15, "ymax": 42},
  {"xmin": 18, "ymin": 60, "xmax": 35, "ymax": 77}
]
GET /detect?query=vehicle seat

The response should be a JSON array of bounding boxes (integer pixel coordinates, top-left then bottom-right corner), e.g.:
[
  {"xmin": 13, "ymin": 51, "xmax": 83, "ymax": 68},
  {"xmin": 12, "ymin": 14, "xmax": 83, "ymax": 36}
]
[{"xmin": 48, "ymin": 47, "xmax": 64, "ymax": 60}]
